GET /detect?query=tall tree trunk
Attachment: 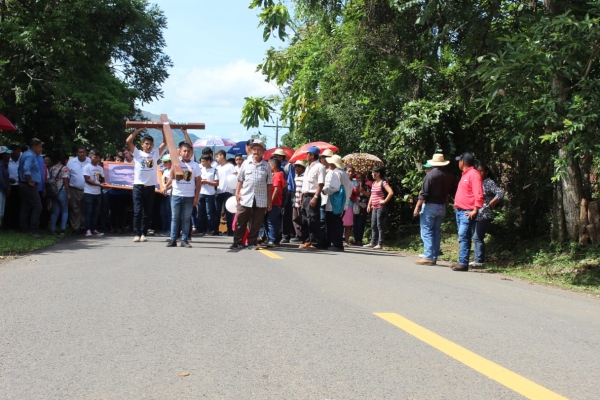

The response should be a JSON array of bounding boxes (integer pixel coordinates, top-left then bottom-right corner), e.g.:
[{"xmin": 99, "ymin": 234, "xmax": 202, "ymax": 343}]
[{"xmin": 559, "ymin": 148, "xmax": 584, "ymax": 241}]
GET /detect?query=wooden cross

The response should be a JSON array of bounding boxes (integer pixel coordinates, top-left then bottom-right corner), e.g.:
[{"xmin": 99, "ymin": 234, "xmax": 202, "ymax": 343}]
[{"xmin": 125, "ymin": 114, "xmax": 205, "ymax": 179}]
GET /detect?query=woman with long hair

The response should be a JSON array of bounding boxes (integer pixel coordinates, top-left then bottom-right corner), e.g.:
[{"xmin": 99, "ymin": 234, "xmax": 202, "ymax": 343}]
[
  {"xmin": 49, "ymin": 154, "xmax": 71, "ymax": 234},
  {"xmin": 471, "ymin": 163, "xmax": 504, "ymax": 267},
  {"xmin": 364, "ymin": 166, "xmax": 394, "ymax": 249}
]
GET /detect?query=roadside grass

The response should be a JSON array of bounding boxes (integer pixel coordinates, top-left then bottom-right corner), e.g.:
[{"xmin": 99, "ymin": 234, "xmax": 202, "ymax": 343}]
[
  {"xmin": 0, "ymin": 230, "xmax": 62, "ymax": 257},
  {"xmin": 386, "ymin": 222, "xmax": 600, "ymax": 294}
]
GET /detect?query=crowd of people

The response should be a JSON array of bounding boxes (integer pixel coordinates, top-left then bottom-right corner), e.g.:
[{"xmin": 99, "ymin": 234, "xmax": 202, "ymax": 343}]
[{"xmin": 0, "ymin": 134, "xmax": 504, "ymax": 271}]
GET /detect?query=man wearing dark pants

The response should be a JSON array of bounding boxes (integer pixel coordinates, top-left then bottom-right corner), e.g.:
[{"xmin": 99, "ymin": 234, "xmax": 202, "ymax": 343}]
[
  {"xmin": 126, "ymin": 129, "xmax": 166, "ymax": 243},
  {"xmin": 18, "ymin": 138, "xmax": 44, "ymax": 238},
  {"xmin": 230, "ymin": 140, "xmax": 272, "ymax": 250},
  {"xmin": 300, "ymin": 146, "xmax": 325, "ymax": 250},
  {"xmin": 67, "ymin": 146, "xmax": 90, "ymax": 234}
]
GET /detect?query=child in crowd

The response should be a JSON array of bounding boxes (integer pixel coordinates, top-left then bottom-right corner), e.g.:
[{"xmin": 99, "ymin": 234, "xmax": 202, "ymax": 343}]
[{"xmin": 266, "ymin": 157, "xmax": 285, "ymax": 247}]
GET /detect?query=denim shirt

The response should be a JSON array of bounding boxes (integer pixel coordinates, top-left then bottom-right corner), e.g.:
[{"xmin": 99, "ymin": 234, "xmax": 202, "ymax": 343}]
[{"xmin": 18, "ymin": 150, "xmax": 41, "ymax": 184}]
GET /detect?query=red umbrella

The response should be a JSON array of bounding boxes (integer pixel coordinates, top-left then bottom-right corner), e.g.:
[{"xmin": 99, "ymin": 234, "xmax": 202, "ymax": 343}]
[
  {"xmin": 0, "ymin": 114, "xmax": 16, "ymax": 131},
  {"xmin": 263, "ymin": 146, "xmax": 295, "ymax": 160},
  {"xmin": 289, "ymin": 142, "xmax": 339, "ymax": 162}
]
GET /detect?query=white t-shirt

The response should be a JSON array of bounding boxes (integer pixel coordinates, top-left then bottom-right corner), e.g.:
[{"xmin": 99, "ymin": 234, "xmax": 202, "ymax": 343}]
[
  {"xmin": 83, "ymin": 164, "xmax": 104, "ymax": 195},
  {"xmin": 67, "ymin": 157, "xmax": 91, "ymax": 190},
  {"xmin": 161, "ymin": 168, "xmax": 172, "ymax": 196},
  {"xmin": 200, "ymin": 166, "xmax": 218, "ymax": 196},
  {"xmin": 216, "ymin": 163, "xmax": 236, "ymax": 194},
  {"xmin": 133, "ymin": 147, "xmax": 159, "ymax": 186},
  {"xmin": 172, "ymin": 160, "xmax": 201, "ymax": 197}
]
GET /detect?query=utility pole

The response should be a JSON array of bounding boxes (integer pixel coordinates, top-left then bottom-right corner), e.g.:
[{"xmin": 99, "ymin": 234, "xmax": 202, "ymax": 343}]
[{"xmin": 263, "ymin": 118, "xmax": 289, "ymax": 147}]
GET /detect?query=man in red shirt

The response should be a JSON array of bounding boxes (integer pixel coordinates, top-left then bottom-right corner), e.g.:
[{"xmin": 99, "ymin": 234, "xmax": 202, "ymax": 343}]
[
  {"xmin": 266, "ymin": 157, "xmax": 286, "ymax": 246},
  {"xmin": 453, "ymin": 152, "xmax": 484, "ymax": 271}
]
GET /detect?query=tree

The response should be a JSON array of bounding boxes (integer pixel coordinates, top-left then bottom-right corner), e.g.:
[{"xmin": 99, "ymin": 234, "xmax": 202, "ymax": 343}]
[{"xmin": 0, "ymin": 0, "xmax": 172, "ymax": 156}]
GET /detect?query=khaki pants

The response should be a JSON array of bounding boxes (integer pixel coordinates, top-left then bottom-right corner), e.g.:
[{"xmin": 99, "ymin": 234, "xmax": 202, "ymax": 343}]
[
  {"xmin": 68, "ymin": 187, "xmax": 84, "ymax": 231},
  {"xmin": 233, "ymin": 201, "xmax": 267, "ymax": 246}
]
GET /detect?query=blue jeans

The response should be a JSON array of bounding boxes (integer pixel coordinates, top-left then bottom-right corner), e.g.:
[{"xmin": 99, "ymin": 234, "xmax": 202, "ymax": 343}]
[
  {"xmin": 50, "ymin": 188, "xmax": 69, "ymax": 231},
  {"xmin": 420, "ymin": 203, "xmax": 446, "ymax": 260},
  {"xmin": 83, "ymin": 193, "xmax": 101, "ymax": 232},
  {"xmin": 198, "ymin": 194, "xmax": 216, "ymax": 233},
  {"xmin": 216, "ymin": 192, "xmax": 233, "ymax": 234},
  {"xmin": 170, "ymin": 196, "xmax": 194, "ymax": 241},
  {"xmin": 132, "ymin": 185, "xmax": 155, "ymax": 236},
  {"xmin": 370, "ymin": 207, "xmax": 387, "ymax": 245},
  {"xmin": 456, "ymin": 209, "xmax": 477, "ymax": 266},
  {"xmin": 473, "ymin": 218, "xmax": 492, "ymax": 263},
  {"xmin": 267, "ymin": 205, "xmax": 282, "ymax": 243}
]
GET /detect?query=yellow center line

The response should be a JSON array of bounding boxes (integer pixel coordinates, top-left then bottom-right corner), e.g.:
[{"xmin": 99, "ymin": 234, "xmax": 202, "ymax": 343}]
[
  {"xmin": 258, "ymin": 249, "xmax": 284, "ymax": 259},
  {"xmin": 374, "ymin": 313, "xmax": 568, "ymax": 400}
]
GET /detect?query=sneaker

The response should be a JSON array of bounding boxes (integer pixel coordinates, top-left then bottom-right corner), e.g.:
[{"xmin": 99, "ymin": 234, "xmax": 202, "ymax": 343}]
[
  {"xmin": 469, "ymin": 261, "xmax": 484, "ymax": 268},
  {"xmin": 363, "ymin": 243, "xmax": 375, "ymax": 248},
  {"xmin": 166, "ymin": 240, "xmax": 177, "ymax": 247},
  {"xmin": 246, "ymin": 244, "xmax": 257, "ymax": 250},
  {"xmin": 373, "ymin": 245, "xmax": 383, "ymax": 249},
  {"xmin": 418, "ymin": 254, "xmax": 425, "ymax": 258},
  {"xmin": 229, "ymin": 243, "xmax": 243, "ymax": 250},
  {"xmin": 156, "ymin": 231, "xmax": 164, "ymax": 237},
  {"xmin": 133, "ymin": 236, "xmax": 140, "ymax": 242},
  {"xmin": 140, "ymin": 235, "xmax": 147, "ymax": 242},
  {"xmin": 328, "ymin": 246, "xmax": 344, "ymax": 252},
  {"xmin": 180, "ymin": 240, "xmax": 192, "ymax": 248},
  {"xmin": 290, "ymin": 237, "xmax": 301, "ymax": 242},
  {"xmin": 266, "ymin": 242, "xmax": 275, "ymax": 247},
  {"xmin": 85, "ymin": 230, "xmax": 93, "ymax": 237},
  {"xmin": 92, "ymin": 230, "xmax": 104, "ymax": 236},
  {"xmin": 280, "ymin": 238, "xmax": 290, "ymax": 244},
  {"xmin": 147, "ymin": 229, "xmax": 154, "ymax": 236}
]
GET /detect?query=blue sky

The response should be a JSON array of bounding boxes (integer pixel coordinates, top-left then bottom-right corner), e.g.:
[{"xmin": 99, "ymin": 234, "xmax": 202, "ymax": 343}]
[{"xmin": 143, "ymin": 1, "xmax": 284, "ymax": 147}]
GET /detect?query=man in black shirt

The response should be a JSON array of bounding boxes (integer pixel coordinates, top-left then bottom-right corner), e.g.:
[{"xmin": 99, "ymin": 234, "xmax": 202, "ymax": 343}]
[{"xmin": 413, "ymin": 154, "xmax": 455, "ymax": 265}]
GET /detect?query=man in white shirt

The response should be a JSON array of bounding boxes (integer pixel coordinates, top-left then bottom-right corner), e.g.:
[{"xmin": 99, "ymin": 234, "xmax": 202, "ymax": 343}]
[
  {"xmin": 215, "ymin": 149, "xmax": 236, "ymax": 236},
  {"xmin": 5, "ymin": 145, "xmax": 22, "ymax": 230},
  {"xmin": 82, "ymin": 149, "xmax": 108, "ymax": 236},
  {"xmin": 66, "ymin": 145, "xmax": 91, "ymax": 234},
  {"xmin": 126, "ymin": 128, "xmax": 166, "ymax": 242},
  {"xmin": 167, "ymin": 142, "xmax": 200, "ymax": 248},
  {"xmin": 230, "ymin": 140, "xmax": 272, "ymax": 250},
  {"xmin": 197, "ymin": 154, "xmax": 219, "ymax": 235},
  {"xmin": 299, "ymin": 146, "xmax": 325, "ymax": 250},
  {"xmin": 322, "ymin": 155, "xmax": 353, "ymax": 252}
]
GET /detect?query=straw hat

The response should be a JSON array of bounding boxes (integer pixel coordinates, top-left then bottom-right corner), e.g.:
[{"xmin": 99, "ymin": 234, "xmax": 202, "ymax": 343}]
[
  {"xmin": 326, "ymin": 155, "xmax": 345, "ymax": 169},
  {"xmin": 427, "ymin": 153, "xmax": 450, "ymax": 166},
  {"xmin": 273, "ymin": 148, "xmax": 286, "ymax": 156},
  {"xmin": 250, "ymin": 140, "xmax": 266, "ymax": 149},
  {"xmin": 294, "ymin": 159, "xmax": 307, "ymax": 168},
  {"xmin": 321, "ymin": 149, "xmax": 335, "ymax": 157}
]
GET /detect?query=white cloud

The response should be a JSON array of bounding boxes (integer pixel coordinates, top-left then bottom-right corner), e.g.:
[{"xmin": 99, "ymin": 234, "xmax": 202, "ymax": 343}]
[{"xmin": 143, "ymin": 59, "xmax": 280, "ymax": 147}]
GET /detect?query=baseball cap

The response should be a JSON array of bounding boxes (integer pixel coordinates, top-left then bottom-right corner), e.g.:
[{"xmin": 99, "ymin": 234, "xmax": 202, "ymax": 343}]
[
  {"xmin": 455, "ymin": 152, "xmax": 475, "ymax": 165},
  {"xmin": 306, "ymin": 146, "xmax": 320, "ymax": 156},
  {"xmin": 0, "ymin": 146, "xmax": 13, "ymax": 154}
]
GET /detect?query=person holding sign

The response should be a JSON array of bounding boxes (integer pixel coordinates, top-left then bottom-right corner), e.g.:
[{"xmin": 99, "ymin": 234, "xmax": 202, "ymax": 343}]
[
  {"xmin": 126, "ymin": 129, "xmax": 166, "ymax": 243},
  {"xmin": 167, "ymin": 143, "xmax": 201, "ymax": 248}
]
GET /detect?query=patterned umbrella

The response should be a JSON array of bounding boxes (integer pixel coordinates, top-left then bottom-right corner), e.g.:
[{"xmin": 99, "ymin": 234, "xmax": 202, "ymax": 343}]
[
  {"xmin": 342, "ymin": 153, "xmax": 384, "ymax": 173},
  {"xmin": 193, "ymin": 137, "xmax": 237, "ymax": 147},
  {"xmin": 289, "ymin": 141, "xmax": 339, "ymax": 162}
]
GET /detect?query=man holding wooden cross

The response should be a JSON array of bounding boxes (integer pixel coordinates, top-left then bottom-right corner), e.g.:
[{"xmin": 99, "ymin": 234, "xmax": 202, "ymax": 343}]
[{"xmin": 126, "ymin": 129, "xmax": 166, "ymax": 242}]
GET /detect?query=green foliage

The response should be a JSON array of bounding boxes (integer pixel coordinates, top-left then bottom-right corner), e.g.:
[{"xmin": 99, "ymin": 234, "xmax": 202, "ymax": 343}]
[
  {"xmin": 0, "ymin": 231, "xmax": 61, "ymax": 256},
  {"xmin": 0, "ymin": 0, "xmax": 172, "ymax": 157}
]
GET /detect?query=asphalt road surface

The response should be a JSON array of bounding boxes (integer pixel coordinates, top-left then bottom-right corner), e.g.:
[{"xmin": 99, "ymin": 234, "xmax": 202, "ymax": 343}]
[{"xmin": 1, "ymin": 234, "xmax": 599, "ymax": 399}]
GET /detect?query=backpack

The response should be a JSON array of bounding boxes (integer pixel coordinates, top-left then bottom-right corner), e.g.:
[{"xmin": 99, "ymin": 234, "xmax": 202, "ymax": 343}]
[
  {"xmin": 330, "ymin": 184, "xmax": 346, "ymax": 215},
  {"xmin": 45, "ymin": 167, "xmax": 61, "ymax": 198}
]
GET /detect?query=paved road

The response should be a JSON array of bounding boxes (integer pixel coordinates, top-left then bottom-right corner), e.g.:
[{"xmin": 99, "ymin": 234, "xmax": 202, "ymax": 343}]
[{"xmin": 1, "ymin": 234, "xmax": 599, "ymax": 399}]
